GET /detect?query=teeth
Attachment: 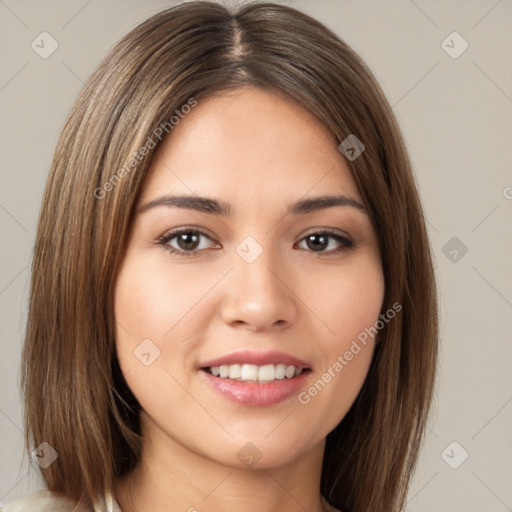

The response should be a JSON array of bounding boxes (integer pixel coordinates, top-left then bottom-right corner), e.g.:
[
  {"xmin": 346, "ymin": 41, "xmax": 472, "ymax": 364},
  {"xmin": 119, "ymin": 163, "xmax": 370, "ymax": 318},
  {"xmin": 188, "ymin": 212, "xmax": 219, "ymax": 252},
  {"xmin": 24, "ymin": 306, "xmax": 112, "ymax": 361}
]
[
  {"xmin": 241, "ymin": 364, "xmax": 259, "ymax": 381},
  {"xmin": 228, "ymin": 364, "xmax": 241, "ymax": 379},
  {"xmin": 207, "ymin": 363, "xmax": 305, "ymax": 382},
  {"xmin": 275, "ymin": 364, "xmax": 286, "ymax": 379},
  {"xmin": 258, "ymin": 364, "xmax": 275, "ymax": 382}
]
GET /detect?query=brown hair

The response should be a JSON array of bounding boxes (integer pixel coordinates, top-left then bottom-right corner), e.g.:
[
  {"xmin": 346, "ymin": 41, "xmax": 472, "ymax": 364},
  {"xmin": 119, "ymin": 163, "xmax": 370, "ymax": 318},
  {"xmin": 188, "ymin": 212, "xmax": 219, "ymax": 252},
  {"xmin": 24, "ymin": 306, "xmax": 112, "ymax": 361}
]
[{"xmin": 21, "ymin": 2, "xmax": 438, "ymax": 511}]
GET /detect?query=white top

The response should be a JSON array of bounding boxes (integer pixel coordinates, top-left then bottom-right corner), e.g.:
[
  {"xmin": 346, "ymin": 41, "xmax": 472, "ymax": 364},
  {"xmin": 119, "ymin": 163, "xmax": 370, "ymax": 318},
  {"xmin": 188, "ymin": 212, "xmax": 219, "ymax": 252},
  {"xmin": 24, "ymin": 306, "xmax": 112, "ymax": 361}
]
[
  {"xmin": 0, "ymin": 490, "xmax": 121, "ymax": 512},
  {"xmin": 1, "ymin": 489, "xmax": 340, "ymax": 511}
]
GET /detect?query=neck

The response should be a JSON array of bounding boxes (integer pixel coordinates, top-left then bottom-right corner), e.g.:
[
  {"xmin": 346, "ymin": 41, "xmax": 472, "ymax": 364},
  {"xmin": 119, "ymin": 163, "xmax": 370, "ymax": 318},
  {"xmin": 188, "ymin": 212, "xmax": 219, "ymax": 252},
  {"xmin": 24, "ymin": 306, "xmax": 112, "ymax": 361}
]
[{"xmin": 114, "ymin": 414, "xmax": 327, "ymax": 512}]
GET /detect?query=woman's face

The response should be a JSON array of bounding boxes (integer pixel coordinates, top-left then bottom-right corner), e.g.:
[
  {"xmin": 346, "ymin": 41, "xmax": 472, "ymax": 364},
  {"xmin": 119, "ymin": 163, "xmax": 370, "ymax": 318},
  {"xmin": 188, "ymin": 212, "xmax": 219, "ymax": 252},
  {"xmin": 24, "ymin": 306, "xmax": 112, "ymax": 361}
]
[{"xmin": 114, "ymin": 86, "xmax": 384, "ymax": 469}]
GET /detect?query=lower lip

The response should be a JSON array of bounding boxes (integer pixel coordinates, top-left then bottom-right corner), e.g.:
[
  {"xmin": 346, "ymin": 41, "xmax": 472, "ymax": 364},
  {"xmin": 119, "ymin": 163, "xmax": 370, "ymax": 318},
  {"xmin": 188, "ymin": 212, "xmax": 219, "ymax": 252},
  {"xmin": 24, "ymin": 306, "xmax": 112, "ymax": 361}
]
[{"xmin": 200, "ymin": 369, "xmax": 310, "ymax": 407}]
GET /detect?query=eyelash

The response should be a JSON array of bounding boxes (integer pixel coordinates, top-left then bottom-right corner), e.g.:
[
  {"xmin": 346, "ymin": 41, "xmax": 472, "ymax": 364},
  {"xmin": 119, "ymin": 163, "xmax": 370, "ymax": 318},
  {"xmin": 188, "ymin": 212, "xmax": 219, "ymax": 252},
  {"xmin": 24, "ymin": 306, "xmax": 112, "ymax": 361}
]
[{"xmin": 157, "ymin": 228, "xmax": 355, "ymax": 258}]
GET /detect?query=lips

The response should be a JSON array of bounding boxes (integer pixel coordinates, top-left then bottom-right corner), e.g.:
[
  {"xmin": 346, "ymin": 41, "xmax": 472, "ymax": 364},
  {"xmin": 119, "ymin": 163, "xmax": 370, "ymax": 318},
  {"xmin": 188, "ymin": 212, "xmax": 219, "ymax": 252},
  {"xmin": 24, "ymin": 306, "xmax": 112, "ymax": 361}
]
[
  {"xmin": 199, "ymin": 350, "xmax": 311, "ymax": 406},
  {"xmin": 200, "ymin": 350, "xmax": 310, "ymax": 369}
]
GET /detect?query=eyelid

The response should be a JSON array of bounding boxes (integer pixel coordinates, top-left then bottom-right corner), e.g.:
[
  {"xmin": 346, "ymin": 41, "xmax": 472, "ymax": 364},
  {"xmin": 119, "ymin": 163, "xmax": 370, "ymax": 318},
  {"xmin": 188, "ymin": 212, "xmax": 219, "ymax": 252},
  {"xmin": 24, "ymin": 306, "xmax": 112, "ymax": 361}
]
[
  {"xmin": 301, "ymin": 226, "xmax": 352, "ymax": 240},
  {"xmin": 158, "ymin": 226, "xmax": 352, "ymax": 243},
  {"xmin": 157, "ymin": 226, "xmax": 219, "ymax": 247}
]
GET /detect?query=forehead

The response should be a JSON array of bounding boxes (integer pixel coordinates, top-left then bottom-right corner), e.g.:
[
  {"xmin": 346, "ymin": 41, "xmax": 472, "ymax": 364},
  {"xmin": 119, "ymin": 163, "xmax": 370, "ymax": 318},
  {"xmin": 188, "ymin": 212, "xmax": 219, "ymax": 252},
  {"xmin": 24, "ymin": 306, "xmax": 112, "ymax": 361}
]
[{"xmin": 139, "ymin": 87, "xmax": 361, "ymax": 208}]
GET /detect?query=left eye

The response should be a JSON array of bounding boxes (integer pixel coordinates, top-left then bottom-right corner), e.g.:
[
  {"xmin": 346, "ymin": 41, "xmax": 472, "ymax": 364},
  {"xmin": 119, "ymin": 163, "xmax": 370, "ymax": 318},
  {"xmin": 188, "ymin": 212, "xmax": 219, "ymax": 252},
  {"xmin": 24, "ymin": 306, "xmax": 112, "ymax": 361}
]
[{"xmin": 296, "ymin": 231, "xmax": 354, "ymax": 253}]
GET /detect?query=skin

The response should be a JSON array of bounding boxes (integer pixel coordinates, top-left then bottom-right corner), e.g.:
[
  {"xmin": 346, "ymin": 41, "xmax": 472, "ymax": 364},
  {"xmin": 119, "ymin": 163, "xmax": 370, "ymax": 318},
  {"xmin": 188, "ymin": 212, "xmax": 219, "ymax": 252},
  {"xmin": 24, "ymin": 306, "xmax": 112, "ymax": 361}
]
[{"xmin": 113, "ymin": 86, "xmax": 384, "ymax": 512}]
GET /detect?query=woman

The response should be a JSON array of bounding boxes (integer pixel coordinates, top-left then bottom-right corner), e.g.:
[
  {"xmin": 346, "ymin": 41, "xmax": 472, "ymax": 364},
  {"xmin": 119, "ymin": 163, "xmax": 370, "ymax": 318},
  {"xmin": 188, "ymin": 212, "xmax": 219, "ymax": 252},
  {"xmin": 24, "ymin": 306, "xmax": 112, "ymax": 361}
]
[{"xmin": 4, "ymin": 1, "xmax": 438, "ymax": 511}]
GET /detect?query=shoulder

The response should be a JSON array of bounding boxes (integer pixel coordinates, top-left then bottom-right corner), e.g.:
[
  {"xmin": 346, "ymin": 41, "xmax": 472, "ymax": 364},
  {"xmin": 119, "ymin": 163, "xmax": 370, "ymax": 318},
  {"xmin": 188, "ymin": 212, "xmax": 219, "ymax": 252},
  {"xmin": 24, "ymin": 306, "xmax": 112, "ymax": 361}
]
[{"xmin": 1, "ymin": 490, "xmax": 76, "ymax": 512}]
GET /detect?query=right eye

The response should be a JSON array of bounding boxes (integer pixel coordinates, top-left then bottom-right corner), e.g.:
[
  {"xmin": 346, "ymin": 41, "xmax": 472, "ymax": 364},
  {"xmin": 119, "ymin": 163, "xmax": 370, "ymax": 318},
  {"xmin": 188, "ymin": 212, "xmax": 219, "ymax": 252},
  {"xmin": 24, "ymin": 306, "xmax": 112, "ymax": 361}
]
[{"xmin": 158, "ymin": 228, "xmax": 219, "ymax": 258}]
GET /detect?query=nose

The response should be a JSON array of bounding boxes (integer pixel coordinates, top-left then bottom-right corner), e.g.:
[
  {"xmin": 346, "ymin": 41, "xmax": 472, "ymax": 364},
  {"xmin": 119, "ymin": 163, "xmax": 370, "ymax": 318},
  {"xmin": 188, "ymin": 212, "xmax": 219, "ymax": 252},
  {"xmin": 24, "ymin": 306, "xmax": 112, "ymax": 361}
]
[{"xmin": 220, "ymin": 245, "xmax": 298, "ymax": 332}]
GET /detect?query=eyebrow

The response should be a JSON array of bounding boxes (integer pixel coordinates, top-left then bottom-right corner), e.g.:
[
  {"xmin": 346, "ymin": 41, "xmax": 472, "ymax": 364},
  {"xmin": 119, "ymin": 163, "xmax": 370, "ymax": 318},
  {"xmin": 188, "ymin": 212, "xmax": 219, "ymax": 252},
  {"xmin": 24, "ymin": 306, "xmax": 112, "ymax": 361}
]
[{"xmin": 138, "ymin": 194, "xmax": 366, "ymax": 216}]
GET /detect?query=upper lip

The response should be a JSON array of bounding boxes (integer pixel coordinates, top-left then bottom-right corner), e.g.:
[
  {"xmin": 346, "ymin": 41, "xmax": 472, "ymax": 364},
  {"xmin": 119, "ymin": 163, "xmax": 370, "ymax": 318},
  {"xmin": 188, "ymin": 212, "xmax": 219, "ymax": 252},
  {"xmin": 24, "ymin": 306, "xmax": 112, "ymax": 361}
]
[{"xmin": 200, "ymin": 350, "xmax": 311, "ymax": 369}]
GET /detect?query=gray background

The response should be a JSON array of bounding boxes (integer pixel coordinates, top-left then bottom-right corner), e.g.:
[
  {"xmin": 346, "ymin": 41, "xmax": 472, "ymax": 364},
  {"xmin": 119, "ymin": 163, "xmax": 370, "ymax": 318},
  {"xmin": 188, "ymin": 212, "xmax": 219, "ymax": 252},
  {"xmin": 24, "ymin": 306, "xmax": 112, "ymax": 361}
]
[{"xmin": 1, "ymin": 0, "xmax": 511, "ymax": 510}]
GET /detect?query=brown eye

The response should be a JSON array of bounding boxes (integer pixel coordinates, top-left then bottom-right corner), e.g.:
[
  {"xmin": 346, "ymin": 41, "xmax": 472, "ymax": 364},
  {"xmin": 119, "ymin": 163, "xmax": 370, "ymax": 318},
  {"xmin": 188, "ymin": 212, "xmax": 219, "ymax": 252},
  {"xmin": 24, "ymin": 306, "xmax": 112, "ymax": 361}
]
[
  {"xmin": 297, "ymin": 231, "xmax": 354, "ymax": 255},
  {"xmin": 173, "ymin": 232, "xmax": 201, "ymax": 251},
  {"xmin": 158, "ymin": 229, "xmax": 218, "ymax": 257}
]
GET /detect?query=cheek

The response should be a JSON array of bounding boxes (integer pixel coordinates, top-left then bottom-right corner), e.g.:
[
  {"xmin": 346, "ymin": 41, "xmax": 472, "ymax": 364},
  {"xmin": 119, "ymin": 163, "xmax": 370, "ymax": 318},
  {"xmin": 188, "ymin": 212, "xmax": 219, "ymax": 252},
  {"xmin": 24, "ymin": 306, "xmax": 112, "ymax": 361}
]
[
  {"xmin": 112, "ymin": 260, "xmax": 197, "ymax": 412},
  {"xmin": 297, "ymin": 254, "xmax": 384, "ymax": 422},
  {"xmin": 314, "ymin": 255, "xmax": 385, "ymax": 345},
  {"xmin": 113, "ymin": 256, "xmax": 205, "ymax": 348},
  {"xmin": 112, "ymin": 255, "xmax": 216, "ymax": 396},
  {"xmin": 112, "ymin": 258, "xmax": 171, "ymax": 381},
  {"xmin": 114, "ymin": 260, "xmax": 173, "ymax": 332}
]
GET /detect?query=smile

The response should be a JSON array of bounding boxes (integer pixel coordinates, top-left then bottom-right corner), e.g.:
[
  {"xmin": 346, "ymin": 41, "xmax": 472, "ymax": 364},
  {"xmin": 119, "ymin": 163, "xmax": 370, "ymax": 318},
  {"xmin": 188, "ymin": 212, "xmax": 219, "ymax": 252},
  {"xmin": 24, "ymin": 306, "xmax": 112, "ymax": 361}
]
[
  {"xmin": 205, "ymin": 363, "xmax": 304, "ymax": 382},
  {"xmin": 199, "ymin": 350, "xmax": 312, "ymax": 406}
]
